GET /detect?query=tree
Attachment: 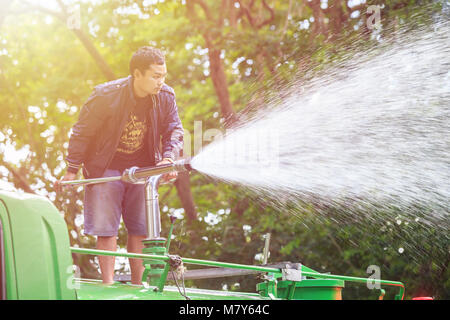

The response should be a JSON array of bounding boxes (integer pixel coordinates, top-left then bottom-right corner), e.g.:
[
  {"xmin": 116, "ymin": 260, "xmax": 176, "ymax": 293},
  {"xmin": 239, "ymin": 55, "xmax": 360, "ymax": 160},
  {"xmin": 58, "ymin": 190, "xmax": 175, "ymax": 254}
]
[{"xmin": 1, "ymin": 0, "xmax": 447, "ymax": 298}]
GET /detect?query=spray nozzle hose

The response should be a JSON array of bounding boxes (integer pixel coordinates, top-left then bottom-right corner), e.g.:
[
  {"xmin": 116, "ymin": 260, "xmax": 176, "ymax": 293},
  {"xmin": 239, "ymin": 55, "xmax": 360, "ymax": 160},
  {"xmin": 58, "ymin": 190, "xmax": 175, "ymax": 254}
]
[{"xmin": 59, "ymin": 158, "xmax": 193, "ymax": 187}]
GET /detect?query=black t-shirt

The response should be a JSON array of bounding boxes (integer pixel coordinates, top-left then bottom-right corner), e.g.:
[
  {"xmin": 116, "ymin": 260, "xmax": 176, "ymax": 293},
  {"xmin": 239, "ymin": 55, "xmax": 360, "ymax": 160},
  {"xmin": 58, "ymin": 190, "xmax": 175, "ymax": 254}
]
[{"xmin": 108, "ymin": 95, "xmax": 155, "ymax": 172}]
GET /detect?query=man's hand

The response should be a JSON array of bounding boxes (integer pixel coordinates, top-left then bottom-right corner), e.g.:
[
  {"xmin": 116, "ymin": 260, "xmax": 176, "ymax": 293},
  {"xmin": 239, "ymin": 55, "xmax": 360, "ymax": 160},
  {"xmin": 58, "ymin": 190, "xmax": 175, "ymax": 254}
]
[
  {"xmin": 156, "ymin": 158, "xmax": 177, "ymax": 183},
  {"xmin": 54, "ymin": 172, "xmax": 77, "ymax": 193}
]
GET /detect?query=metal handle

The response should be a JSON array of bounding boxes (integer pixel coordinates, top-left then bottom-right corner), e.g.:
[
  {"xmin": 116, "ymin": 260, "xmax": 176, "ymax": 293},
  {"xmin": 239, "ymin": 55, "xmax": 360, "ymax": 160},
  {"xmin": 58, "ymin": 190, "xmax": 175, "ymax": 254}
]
[{"xmin": 59, "ymin": 175, "xmax": 122, "ymax": 186}]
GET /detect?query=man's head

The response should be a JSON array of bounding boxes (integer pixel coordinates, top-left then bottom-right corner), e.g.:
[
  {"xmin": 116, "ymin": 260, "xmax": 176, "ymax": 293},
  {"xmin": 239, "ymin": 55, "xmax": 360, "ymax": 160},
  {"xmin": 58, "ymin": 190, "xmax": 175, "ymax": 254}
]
[{"xmin": 130, "ymin": 46, "xmax": 167, "ymax": 96}]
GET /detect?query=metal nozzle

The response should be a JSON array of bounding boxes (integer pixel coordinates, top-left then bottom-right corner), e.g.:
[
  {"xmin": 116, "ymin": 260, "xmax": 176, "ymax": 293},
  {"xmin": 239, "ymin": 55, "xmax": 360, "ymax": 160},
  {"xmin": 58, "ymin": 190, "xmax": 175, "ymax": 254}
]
[
  {"xmin": 175, "ymin": 157, "xmax": 193, "ymax": 172},
  {"xmin": 122, "ymin": 158, "xmax": 193, "ymax": 183}
]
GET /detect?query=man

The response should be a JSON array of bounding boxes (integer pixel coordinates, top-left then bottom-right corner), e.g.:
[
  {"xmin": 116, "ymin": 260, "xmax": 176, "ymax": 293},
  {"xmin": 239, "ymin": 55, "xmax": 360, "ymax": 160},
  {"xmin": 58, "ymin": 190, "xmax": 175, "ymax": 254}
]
[{"xmin": 56, "ymin": 46, "xmax": 184, "ymax": 285}]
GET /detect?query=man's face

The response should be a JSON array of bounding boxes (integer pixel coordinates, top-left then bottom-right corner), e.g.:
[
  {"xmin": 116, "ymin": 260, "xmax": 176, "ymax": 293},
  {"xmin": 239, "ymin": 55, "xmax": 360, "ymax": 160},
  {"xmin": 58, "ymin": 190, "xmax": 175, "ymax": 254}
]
[{"xmin": 134, "ymin": 63, "xmax": 167, "ymax": 95}]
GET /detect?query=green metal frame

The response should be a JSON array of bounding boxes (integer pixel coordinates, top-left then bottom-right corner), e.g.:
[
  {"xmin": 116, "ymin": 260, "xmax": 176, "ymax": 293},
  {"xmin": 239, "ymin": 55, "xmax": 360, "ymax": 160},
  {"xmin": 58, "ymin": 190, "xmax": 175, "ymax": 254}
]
[
  {"xmin": 0, "ymin": 188, "xmax": 405, "ymax": 300},
  {"xmin": 70, "ymin": 247, "xmax": 405, "ymax": 300}
]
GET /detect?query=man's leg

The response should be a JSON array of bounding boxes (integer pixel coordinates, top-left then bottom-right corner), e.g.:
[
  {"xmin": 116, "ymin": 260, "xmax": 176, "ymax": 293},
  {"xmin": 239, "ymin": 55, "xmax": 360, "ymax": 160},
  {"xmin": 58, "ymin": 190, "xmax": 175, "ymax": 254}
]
[
  {"xmin": 127, "ymin": 234, "xmax": 146, "ymax": 285},
  {"xmin": 84, "ymin": 169, "xmax": 125, "ymax": 285},
  {"xmin": 97, "ymin": 236, "xmax": 117, "ymax": 284},
  {"xmin": 123, "ymin": 182, "xmax": 149, "ymax": 285}
]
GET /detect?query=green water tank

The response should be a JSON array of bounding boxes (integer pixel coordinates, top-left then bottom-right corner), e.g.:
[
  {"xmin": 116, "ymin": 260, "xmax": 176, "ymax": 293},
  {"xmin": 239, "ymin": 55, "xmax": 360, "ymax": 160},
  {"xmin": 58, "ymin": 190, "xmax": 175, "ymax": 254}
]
[
  {"xmin": 0, "ymin": 190, "xmax": 76, "ymax": 299},
  {"xmin": 258, "ymin": 279, "xmax": 345, "ymax": 300}
]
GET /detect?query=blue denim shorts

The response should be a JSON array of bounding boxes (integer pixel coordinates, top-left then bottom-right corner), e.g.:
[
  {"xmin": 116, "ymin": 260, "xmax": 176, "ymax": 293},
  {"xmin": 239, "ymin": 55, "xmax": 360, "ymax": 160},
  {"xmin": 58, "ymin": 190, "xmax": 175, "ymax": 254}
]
[{"xmin": 84, "ymin": 169, "xmax": 147, "ymax": 237}]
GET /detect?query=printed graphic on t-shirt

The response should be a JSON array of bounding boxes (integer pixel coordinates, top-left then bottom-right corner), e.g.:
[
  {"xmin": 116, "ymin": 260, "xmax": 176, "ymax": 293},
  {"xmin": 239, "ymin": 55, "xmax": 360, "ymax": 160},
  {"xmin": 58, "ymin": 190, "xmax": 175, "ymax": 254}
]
[{"xmin": 116, "ymin": 113, "xmax": 147, "ymax": 154}]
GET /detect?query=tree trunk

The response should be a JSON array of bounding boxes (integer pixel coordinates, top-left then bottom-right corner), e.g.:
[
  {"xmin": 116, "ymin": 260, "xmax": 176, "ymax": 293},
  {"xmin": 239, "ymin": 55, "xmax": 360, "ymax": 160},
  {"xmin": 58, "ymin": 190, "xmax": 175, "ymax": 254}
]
[
  {"xmin": 174, "ymin": 172, "xmax": 197, "ymax": 222},
  {"xmin": 306, "ymin": 0, "xmax": 328, "ymax": 39},
  {"xmin": 71, "ymin": 29, "xmax": 117, "ymax": 81},
  {"xmin": 0, "ymin": 160, "xmax": 35, "ymax": 194},
  {"xmin": 205, "ymin": 35, "xmax": 237, "ymax": 127}
]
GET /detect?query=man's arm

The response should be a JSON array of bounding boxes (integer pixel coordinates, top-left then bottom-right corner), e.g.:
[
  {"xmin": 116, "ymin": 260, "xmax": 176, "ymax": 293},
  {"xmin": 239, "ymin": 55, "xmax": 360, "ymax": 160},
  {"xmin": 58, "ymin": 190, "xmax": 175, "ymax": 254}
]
[
  {"xmin": 55, "ymin": 90, "xmax": 108, "ymax": 192},
  {"xmin": 65, "ymin": 90, "xmax": 107, "ymax": 174},
  {"xmin": 156, "ymin": 91, "xmax": 184, "ymax": 183},
  {"xmin": 160, "ymin": 93, "xmax": 184, "ymax": 161}
]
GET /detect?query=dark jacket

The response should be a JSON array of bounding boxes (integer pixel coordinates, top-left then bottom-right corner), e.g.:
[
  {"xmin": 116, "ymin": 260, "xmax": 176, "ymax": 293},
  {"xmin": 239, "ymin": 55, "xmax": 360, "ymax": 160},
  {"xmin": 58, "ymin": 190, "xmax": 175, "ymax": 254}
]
[{"xmin": 66, "ymin": 76, "xmax": 184, "ymax": 179}]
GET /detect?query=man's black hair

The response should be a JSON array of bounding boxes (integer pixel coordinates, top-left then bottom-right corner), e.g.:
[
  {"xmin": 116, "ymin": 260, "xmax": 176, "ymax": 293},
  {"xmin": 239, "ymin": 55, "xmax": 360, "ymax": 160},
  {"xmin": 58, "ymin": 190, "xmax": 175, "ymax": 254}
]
[{"xmin": 129, "ymin": 46, "xmax": 165, "ymax": 77}]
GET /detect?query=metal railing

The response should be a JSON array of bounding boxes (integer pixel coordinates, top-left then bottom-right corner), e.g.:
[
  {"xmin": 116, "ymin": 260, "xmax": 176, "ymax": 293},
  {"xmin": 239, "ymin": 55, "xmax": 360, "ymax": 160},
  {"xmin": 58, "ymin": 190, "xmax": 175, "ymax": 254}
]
[{"xmin": 70, "ymin": 247, "xmax": 405, "ymax": 299}]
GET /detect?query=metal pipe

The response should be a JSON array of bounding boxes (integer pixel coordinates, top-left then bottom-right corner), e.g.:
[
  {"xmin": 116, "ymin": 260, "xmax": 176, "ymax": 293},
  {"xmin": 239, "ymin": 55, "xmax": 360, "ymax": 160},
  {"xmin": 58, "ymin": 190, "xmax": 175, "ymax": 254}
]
[
  {"xmin": 59, "ymin": 158, "xmax": 193, "ymax": 187},
  {"xmin": 59, "ymin": 175, "xmax": 122, "ymax": 186},
  {"xmin": 122, "ymin": 158, "xmax": 192, "ymax": 183},
  {"xmin": 145, "ymin": 174, "xmax": 163, "ymax": 239},
  {"xmin": 70, "ymin": 247, "xmax": 282, "ymax": 274}
]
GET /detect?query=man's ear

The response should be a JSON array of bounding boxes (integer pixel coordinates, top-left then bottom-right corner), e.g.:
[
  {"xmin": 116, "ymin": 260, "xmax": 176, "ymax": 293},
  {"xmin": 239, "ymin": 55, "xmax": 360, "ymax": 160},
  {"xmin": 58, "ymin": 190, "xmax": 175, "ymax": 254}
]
[{"xmin": 133, "ymin": 69, "xmax": 142, "ymax": 79}]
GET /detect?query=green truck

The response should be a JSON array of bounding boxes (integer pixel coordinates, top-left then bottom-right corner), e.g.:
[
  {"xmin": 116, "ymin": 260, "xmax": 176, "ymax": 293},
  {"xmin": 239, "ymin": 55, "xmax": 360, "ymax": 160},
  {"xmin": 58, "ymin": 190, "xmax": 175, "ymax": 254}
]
[{"xmin": 0, "ymin": 188, "xmax": 407, "ymax": 300}]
